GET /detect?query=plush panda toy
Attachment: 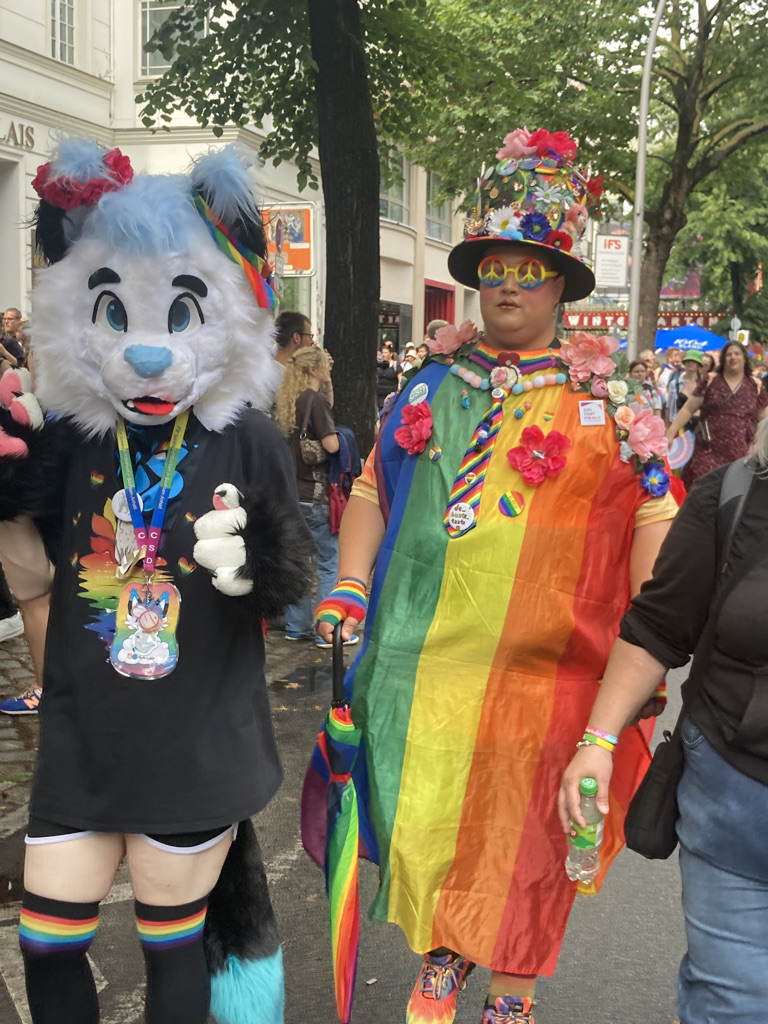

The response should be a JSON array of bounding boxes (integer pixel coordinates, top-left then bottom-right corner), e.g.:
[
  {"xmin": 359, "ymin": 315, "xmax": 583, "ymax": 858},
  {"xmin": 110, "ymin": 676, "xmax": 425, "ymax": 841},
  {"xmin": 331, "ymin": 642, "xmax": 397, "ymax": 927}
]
[{"xmin": 0, "ymin": 139, "xmax": 313, "ymax": 1024}]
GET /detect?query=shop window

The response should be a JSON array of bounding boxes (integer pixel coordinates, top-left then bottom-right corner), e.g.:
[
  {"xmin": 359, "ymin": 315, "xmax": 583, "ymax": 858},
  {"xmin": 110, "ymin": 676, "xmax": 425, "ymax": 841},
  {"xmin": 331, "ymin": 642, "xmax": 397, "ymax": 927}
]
[
  {"xmin": 51, "ymin": 0, "xmax": 75, "ymax": 64},
  {"xmin": 426, "ymin": 172, "xmax": 452, "ymax": 243},
  {"xmin": 379, "ymin": 156, "xmax": 409, "ymax": 225}
]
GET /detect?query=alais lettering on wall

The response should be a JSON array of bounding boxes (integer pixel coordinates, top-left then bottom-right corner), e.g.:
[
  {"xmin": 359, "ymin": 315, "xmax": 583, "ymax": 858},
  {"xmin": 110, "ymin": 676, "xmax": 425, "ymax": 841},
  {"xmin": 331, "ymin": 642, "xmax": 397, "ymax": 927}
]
[{"xmin": 0, "ymin": 119, "xmax": 35, "ymax": 149}]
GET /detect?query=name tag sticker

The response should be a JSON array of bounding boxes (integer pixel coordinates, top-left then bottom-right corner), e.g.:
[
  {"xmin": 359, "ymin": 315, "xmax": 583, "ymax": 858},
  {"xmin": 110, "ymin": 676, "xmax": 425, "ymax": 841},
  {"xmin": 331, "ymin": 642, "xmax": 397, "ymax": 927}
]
[{"xmin": 579, "ymin": 400, "xmax": 606, "ymax": 427}]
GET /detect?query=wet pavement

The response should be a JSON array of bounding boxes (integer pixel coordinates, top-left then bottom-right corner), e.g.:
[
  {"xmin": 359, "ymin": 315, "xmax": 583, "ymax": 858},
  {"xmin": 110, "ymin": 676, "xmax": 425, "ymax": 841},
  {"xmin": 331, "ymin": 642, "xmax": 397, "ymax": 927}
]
[{"xmin": 0, "ymin": 628, "xmax": 686, "ymax": 1024}]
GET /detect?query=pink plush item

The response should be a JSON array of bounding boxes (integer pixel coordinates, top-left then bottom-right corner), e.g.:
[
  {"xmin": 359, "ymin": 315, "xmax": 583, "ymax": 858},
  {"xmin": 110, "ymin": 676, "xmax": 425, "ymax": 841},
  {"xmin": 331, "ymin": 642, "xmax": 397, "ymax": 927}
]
[
  {"xmin": 0, "ymin": 370, "xmax": 43, "ymax": 430},
  {"xmin": 0, "ymin": 369, "xmax": 24, "ymax": 407},
  {"xmin": 429, "ymin": 320, "xmax": 476, "ymax": 355},
  {"xmin": 394, "ymin": 402, "xmax": 433, "ymax": 455},
  {"xmin": 626, "ymin": 404, "xmax": 668, "ymax": 461},
  {"xmin": 0, "ymin": 431, "xmax": 29, "ymax": 457},
  {"xmin": 559, "ymin": 332, "xmax": 619, "ymax": 384}
]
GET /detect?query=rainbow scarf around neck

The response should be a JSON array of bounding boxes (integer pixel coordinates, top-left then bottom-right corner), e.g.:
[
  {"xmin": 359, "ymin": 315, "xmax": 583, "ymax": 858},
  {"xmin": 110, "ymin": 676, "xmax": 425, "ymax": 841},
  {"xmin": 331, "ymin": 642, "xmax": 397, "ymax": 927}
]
[{"xmin": 193, "ymin": 192, "xmax": 278, "ymax": 313}]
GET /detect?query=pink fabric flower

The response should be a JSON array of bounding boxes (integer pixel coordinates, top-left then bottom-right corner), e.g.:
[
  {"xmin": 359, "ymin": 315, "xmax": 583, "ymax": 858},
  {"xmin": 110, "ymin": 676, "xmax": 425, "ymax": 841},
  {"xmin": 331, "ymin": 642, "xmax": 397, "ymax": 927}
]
[
  {"xmin": 507, "ymin": 425, "xmax": 571, "ymax": 486},
  {"xmin": 496, "ymin": 128, "xmax": 537, "ymax": 162},
  {"xmin": 428, "ymin": 320, "xmax": 477, "ymax": 356},
  {"xmin": 614, "ymin": 405, "xmax": 635, "ymax": 430},
  {"xmin": 590, "ymin": 377, "xmax": 608, "ymax": 399},
  {"xmin": 626, "ymin": 404, "xmax": 668, "ymax": 461},
  {"xmin": 560, "ymin": 332, "xmax": 619, "ymax": 384},
  {"xmin": 394, "ymin": 402, "xmax": 433, "ymax": 455}
]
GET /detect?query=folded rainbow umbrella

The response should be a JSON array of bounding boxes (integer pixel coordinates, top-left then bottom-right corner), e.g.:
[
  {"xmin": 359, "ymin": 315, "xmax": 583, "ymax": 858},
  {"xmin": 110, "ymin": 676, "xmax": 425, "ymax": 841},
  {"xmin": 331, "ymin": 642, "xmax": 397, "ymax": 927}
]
[{"xmin": 303, "ymin": 626, "xmax": 362, "ymax": 1023}]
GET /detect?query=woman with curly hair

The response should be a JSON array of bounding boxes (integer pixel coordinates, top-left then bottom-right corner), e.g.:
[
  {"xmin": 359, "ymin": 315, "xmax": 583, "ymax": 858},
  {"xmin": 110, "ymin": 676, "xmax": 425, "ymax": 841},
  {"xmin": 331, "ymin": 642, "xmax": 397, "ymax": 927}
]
[{"xmin": 275, "ymin": 347, "xmax": 358, "ymax": 647}]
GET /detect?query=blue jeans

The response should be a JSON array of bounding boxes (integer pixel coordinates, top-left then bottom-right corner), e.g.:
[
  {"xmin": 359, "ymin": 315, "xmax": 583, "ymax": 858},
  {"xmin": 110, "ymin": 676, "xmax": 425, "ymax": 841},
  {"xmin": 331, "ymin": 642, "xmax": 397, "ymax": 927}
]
[
  {"xmin": 284, "ymin": 502, "xmax": 338, "ymax": 638},
  {"xmin": 676, "ymin": 715, "xmax": 768, "ymax": 1024}
]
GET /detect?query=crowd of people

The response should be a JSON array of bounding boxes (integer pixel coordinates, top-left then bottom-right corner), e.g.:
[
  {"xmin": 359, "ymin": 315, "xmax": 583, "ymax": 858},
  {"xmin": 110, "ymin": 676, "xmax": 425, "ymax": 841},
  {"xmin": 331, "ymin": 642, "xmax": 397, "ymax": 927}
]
[{"xmin": 2, "ymin": 127, "xmax": 768, "ymax": 1024}]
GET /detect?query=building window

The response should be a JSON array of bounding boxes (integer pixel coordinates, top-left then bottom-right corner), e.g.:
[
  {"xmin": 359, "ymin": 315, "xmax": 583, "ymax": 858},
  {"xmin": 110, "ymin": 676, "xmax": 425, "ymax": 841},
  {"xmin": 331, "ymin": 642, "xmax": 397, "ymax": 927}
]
[
  {"xmin": 51, "ymin": 0, "xmax": 75, "ymax": 65},
  {"xmin": 140, "ymin": 1, "xmax": 180, "ymax": 77},
  {"xmin": 379, "ymin": 156, "xmax": 409, "ymax": 225},
  {"xmin": 426, "ymin": 172, "xmax": 453, "ymax": 243}
]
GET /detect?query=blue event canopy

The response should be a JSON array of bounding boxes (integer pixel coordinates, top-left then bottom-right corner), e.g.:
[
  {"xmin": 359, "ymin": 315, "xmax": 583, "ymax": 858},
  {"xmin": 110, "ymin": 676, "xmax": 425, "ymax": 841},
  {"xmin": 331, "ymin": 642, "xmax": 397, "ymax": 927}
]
[{"xmin": 654, "ymin": 324, "xmax": 726, "ymax": 352}]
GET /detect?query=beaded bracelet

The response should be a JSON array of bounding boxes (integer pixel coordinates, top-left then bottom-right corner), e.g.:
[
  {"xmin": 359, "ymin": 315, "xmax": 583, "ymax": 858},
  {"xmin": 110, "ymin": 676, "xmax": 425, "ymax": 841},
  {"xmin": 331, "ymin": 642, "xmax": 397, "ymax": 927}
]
[
  {"xmin": 585, "ymin": 726, "xmax": 619, "ymax": 746},
  {"xmin": 579, "ymin": 733, "xmax": 616, "ymax": 753}
]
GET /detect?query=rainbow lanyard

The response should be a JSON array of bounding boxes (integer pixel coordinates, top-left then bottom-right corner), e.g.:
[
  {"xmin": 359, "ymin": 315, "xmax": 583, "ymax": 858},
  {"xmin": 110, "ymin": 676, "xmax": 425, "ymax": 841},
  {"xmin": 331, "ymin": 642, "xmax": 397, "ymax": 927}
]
[{"xmin": 115, "ymin": 410, "xmax": 189, "ymax": 576}]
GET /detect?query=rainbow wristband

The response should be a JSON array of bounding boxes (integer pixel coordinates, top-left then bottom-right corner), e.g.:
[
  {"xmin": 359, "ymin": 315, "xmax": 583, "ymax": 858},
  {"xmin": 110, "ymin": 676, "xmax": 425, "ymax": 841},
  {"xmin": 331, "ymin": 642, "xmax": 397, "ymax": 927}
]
[
  {"xmin": 581, "ymin": 732, "xmax": 616, "ymax": 753},
  {"xmin": 584, "ymin": 726, "xmax": 619, "ymax": 746},
  {"xmin": 314, "ymin": 577, "xmax": 368, "ymax": 629}
]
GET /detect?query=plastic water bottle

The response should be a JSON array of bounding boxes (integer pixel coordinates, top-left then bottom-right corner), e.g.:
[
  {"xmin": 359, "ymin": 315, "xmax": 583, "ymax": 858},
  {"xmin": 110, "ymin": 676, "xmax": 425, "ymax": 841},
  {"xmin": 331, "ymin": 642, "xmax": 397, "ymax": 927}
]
[{"xmin": 565, "ymin": 776, "xmax": 604, "ymax": 882}]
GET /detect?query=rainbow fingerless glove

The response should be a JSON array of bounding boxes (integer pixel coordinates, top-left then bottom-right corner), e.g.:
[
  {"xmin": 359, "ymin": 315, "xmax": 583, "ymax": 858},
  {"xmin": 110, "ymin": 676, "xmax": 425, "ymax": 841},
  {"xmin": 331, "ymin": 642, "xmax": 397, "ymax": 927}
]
[
  {"xmin": 652, "ymin": 680, "xmax": 668, "ymax": 706},
  {"xmin": 314, "ymin": 576, "xmax": 368, "ymax": 629}
]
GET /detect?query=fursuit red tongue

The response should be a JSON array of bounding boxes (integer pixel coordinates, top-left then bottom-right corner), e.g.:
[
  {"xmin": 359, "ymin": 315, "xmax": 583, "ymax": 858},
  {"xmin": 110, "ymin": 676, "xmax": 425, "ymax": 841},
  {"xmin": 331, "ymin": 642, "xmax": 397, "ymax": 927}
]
[{"xmin": 132, "ymin": 397, "xmax": 176, "ymax": 416}]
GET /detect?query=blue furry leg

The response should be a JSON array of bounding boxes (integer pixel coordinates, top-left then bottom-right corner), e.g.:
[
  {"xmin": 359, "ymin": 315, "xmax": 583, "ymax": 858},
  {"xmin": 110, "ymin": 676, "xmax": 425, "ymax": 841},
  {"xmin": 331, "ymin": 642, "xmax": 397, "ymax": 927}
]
[{"xmin": 210, "ymin": 947, "xmax": 284, "ymax": 1024}]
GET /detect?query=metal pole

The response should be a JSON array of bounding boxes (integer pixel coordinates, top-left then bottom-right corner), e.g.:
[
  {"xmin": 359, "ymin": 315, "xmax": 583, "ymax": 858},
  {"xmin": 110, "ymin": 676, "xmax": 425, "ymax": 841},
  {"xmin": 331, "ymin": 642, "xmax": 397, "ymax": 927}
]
[{"xmin": 627, "ymin": 0, "xmax": 667, "ymax": 362}]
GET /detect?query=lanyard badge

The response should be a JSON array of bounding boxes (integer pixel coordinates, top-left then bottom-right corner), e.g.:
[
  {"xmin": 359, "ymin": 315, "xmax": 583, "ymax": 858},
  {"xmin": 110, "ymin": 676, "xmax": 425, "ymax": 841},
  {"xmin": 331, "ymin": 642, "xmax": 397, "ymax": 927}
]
[{"xmin": 110, "ymin": 411, "xmax": 189, "ymax": 679}]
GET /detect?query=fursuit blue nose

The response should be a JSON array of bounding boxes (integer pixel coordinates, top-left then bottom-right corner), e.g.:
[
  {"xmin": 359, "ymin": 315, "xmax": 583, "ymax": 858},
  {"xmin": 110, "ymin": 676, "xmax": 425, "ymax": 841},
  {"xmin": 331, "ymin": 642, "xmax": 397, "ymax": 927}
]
[{"xmin": 123, "ymin": 344, "xmax": 173, "ymax": 379}]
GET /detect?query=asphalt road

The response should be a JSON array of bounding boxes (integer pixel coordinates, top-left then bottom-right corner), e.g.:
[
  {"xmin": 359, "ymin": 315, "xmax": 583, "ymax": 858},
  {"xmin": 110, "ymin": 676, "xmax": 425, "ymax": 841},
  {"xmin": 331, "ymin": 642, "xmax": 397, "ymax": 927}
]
[{"xmin": 0, "ymin": 637, "xmax": 687, "ymax": 1024}]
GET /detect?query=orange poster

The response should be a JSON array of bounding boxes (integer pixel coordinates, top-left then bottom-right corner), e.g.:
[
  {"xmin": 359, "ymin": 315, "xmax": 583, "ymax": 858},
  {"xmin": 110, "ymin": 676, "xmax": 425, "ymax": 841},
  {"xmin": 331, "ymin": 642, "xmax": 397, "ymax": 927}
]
[{"xmin": 262, "ymin": 205, "xmax": 314, "ymax": 275}]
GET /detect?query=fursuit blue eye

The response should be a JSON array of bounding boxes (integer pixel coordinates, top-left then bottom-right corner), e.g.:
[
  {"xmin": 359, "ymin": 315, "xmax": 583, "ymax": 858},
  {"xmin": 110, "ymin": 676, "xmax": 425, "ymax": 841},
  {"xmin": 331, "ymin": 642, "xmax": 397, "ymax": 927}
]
[
  {"xmin": 168, "ymin": 293, "xmax": 204, "ymax": 335},
  {"xmin": 106, "ymin": 298, "xmax": 127, "ymax": 332},
  {"xmin": 92, "ymin": 291, "xmax": 128, "ymax": 333}
]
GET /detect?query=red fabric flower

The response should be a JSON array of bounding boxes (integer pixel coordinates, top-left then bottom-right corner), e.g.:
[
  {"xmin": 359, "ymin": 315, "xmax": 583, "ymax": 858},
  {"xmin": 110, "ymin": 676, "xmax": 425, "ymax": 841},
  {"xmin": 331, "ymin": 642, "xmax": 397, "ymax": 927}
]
[
  {"xmin": 547, "ymin": 229, "xmax": 573, "ymax": 252},
  {"xmin": 31, "ymin": 149, "xmax": 134, "ymax": 211},
  {"xmin": 31, "ymin": 162, "xmax": 51, "ymax": 198},
  {"xmin": 586, "ymin": 174, "xmax": 604, "ymax": 203},
  {"xmin": 394, "ymin": 402, "xmax": 433, "ymax": 455},
  {"xmin": 103, "ymin": 148, "xmax": 135, "ymax": 187},
  {"xmin": 528, "ymin": 129, "xmax": 578, "ymax": 161},
  {"xmin": 507, "ymin": 425, "xmax": 571, "ymax": 486}
]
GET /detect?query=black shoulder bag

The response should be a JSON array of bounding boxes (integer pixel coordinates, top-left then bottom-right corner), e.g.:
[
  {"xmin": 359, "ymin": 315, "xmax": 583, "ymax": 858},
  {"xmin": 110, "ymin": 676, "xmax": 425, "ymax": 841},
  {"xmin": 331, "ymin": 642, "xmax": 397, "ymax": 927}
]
[{"xmin": 624, "ymin": 459, "xmax": 758, "ymax": 859}]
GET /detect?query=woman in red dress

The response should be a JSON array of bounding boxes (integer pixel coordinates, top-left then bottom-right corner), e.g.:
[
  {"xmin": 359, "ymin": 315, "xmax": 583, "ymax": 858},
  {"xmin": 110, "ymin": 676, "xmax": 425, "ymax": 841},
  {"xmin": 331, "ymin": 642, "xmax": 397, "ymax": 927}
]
[{"xmin": 666, "ymin": 341, "xmax": 768, "ymax": 486}]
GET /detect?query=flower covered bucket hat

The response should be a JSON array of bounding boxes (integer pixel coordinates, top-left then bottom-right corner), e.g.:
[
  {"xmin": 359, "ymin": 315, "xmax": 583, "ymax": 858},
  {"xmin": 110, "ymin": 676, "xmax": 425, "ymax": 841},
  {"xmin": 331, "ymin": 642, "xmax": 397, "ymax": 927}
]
[{"xmin": 447, "ymin": 128, "xmax": 603, "ymax": 303}]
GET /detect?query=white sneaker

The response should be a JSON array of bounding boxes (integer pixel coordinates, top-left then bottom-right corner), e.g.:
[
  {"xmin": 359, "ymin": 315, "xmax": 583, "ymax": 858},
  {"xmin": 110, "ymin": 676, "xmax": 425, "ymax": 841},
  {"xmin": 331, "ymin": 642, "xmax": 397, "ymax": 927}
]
[{"xmin": 0, "ymin": 611, "xmax": 24, "ymax": 643}]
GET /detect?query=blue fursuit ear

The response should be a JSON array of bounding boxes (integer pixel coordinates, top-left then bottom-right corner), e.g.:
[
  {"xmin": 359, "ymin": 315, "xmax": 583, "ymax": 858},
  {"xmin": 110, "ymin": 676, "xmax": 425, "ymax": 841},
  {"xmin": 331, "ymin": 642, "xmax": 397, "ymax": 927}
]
[
  {"xmin": 191, "ymin": 144, "xmax": 268, "ymax": 259},
  {"xmin": 47, "ymin": 136, "xmax": 109, "ymax": 182},
  {"xmin": 210, "ymin": 948, "xmax": 284, "ymax": 1024}
]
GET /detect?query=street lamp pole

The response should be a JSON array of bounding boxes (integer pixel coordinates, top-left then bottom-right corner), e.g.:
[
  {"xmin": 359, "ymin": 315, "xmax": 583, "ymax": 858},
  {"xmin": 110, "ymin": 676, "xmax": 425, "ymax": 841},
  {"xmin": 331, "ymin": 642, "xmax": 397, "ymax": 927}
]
[{"xmin": 627, "ymin": 0, "xmax": 667, "ymax": 362}]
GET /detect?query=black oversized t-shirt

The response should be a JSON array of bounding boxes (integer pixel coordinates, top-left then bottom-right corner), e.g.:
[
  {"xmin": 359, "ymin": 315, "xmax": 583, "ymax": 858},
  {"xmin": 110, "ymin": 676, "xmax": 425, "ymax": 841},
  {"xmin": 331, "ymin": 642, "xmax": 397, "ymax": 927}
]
[
  {"xmin": 290, "ymin": 389, "xmax": 336, "ymax": 504},
  {"xmin": 31, "ymin": 409, "xmax": 299, "ymax": 833}
]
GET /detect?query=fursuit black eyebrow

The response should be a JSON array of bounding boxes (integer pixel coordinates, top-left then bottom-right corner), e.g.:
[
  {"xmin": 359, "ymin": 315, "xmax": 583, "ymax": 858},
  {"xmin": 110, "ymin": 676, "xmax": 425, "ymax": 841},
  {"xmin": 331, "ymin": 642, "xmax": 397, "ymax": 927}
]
[
  {"xmin": 172, "ymin": 275, "xmax": 208, "ymax": 298},
  {"xmin": 88, "ymin": 268, "xmax": 121, "ymax": 289}
]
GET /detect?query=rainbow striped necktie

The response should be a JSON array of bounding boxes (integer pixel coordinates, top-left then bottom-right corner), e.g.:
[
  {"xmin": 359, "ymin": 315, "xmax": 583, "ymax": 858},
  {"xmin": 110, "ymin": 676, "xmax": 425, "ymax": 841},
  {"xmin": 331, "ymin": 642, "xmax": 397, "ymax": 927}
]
[{"xmin": 444, "ymin": 391, "xmax": 507, "ymax": 538}]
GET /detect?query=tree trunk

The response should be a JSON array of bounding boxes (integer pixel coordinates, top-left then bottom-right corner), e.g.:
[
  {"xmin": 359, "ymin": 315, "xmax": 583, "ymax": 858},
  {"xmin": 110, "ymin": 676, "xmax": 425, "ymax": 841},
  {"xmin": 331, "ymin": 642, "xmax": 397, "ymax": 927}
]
[
  {"xmin": 636, "ymin": 199, "xmax": 688, "ymax": 354},
  {"xmin": 308, "ymin": 0, "xmax": 380, "ymax": 457}
]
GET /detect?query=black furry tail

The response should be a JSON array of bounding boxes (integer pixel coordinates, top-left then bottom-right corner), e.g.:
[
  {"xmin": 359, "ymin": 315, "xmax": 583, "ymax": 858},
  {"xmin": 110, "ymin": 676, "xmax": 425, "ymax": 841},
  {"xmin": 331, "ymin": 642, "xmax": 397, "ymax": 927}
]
[{"xmin": 205, "ymin": 820, "xmax": 285, "ymax": 1024}]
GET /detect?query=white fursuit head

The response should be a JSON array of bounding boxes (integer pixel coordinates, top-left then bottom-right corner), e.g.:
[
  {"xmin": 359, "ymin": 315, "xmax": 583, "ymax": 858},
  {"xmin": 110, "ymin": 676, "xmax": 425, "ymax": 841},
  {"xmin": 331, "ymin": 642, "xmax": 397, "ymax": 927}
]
[{"xmin": 32, "ymin": 139, "xmax": 278, "ymax": 437}]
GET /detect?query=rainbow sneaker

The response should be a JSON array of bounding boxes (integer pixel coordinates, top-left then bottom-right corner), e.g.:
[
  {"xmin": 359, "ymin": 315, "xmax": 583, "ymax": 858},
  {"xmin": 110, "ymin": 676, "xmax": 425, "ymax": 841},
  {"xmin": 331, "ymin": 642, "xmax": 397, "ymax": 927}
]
[
  {"xmin": 482, "ymin": 995, "xmax": 535, "ymax": 1023},
  {"xmin": 406, "ymin": 951, "xmax": 475, "ymax": 1024}
]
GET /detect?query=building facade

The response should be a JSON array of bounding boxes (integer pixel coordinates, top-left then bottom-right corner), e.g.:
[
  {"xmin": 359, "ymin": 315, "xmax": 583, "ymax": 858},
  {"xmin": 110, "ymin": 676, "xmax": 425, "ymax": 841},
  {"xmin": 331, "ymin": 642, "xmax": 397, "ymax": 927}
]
[{"xmin": 0, "ymin": 0, "xmax": 473, "ymax": 348}]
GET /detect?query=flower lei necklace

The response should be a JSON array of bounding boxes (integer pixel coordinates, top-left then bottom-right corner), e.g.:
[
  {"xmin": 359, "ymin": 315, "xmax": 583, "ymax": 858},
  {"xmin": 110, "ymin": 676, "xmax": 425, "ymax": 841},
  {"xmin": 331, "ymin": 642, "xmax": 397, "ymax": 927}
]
[{"xmin": 393, "ymin": 324, "xmax": 669, "ymax": 498}]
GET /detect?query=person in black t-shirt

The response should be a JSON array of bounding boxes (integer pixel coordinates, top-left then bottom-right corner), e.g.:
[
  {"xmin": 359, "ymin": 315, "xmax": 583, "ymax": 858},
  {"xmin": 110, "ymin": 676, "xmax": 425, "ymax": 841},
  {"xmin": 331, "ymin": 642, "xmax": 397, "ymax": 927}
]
[{"xmin": 0, "ymin": 138, "xmax": 313, "ymax": 1024}]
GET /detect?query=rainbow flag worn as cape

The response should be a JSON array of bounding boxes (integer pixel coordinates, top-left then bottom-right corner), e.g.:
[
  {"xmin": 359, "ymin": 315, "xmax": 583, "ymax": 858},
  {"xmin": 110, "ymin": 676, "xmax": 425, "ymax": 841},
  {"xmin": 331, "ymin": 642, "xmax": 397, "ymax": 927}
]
[{"xmin": 336, "ymin": 348, "xmax": 661, "ymax": 976}]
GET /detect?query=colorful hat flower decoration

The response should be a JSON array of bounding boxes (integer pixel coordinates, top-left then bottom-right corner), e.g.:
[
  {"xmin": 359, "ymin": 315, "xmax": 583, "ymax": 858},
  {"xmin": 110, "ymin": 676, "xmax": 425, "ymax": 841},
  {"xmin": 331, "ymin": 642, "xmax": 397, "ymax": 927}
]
[{"xmin": 447, "ymin": 127, "xmax": 604, "ymax": 303}]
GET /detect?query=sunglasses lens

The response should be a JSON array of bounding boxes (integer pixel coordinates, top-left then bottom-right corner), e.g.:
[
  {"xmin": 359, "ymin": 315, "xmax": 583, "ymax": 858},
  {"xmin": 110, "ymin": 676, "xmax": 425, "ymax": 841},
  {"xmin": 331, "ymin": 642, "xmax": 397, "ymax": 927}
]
[
  {"xmin": 478, "ymin": 257, "xmax": 506, "ymax": 287},
  {"xmin": 516, "ymin": 259, "xmax": 546, "ymax": 289}
]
